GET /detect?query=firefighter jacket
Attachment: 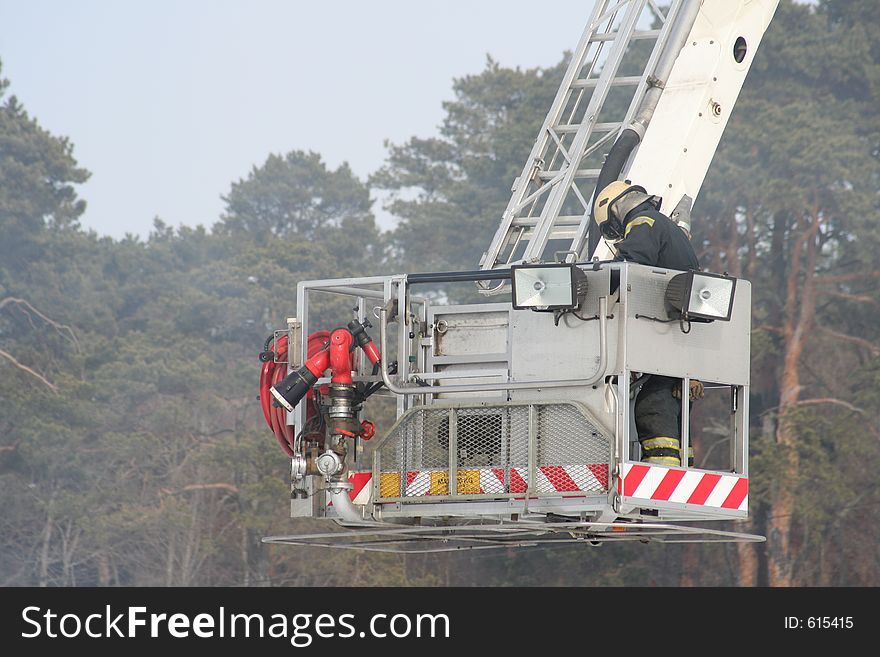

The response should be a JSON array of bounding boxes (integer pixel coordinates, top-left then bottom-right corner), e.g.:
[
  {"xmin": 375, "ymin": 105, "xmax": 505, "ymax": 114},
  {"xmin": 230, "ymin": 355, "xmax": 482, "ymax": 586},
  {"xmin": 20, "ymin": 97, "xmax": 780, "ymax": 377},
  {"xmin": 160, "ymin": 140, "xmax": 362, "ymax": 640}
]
[{"xmin": 615, "ymin": 202, "xmax": 700, "ymax": 271}]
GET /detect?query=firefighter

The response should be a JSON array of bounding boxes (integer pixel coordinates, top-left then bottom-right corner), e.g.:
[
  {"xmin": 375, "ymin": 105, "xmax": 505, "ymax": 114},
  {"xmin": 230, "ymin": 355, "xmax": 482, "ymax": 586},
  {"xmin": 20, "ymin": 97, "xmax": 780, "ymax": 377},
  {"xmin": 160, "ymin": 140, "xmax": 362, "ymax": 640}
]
[{"xmin": 594, "ymin": 180, "xmax": 703, "ymax": 466}]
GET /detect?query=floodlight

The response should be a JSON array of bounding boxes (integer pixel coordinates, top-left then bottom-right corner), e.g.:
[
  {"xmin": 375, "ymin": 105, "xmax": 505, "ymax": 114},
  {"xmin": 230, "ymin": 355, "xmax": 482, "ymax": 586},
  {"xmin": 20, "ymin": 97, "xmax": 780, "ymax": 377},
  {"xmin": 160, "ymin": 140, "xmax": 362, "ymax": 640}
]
[
  {"xmin": 510, "ymin": 263, "xmax": 589, "ymax": 311},
  {"xmin": 665, "ymin": 270, "xmax": 736, "ymax": 322}
]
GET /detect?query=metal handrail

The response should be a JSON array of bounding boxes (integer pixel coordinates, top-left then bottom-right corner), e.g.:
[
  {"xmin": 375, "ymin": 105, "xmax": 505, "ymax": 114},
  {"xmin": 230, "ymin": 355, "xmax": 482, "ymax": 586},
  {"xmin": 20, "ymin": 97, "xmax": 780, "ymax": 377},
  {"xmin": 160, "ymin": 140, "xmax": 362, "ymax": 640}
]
[{"xmin": 378, "ymin": 297, "xmax": 609, "ymax": 396}]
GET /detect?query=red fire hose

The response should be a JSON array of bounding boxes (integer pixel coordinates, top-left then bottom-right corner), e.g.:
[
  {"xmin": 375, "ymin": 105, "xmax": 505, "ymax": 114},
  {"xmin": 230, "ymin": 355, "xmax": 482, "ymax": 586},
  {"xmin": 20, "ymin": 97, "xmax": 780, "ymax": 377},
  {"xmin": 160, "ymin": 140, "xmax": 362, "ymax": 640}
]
[
  {"xmin": 260, "ymin": 323, "xmax": 382, "ymax": 457},
  {"xmin": 259, "ymin": 330, "xmax": 330, "ymax": 457}
]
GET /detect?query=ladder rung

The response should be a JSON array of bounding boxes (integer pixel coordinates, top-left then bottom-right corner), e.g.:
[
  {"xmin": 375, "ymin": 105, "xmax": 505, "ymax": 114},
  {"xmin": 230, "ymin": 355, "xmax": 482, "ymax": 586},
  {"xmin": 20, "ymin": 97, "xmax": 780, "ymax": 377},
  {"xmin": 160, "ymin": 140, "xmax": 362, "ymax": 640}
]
[
  {"xmin": 512, "ymin": 215, "xmax": 585, "ymax": 228},
  {"xmin": 570, "ymin": 75, "xmax": 642, "ymax": 89},
  {"xmin": 553, "ymin": 123, "xmax": 619, "ymax": 134},
  {"xmin": 591, "ymin": 29, "xmax": 661, "ymax": 42},
  {"xmin": 511, "ymin": 227, "xmax": 579, "ymax": 241},
  {"xmin": 536, "ymin": 168, "xmax": 601, "ymax": 180},
  {"xmin": 545, "ymin": 227, "xmax": 579, "ymax": 240}
]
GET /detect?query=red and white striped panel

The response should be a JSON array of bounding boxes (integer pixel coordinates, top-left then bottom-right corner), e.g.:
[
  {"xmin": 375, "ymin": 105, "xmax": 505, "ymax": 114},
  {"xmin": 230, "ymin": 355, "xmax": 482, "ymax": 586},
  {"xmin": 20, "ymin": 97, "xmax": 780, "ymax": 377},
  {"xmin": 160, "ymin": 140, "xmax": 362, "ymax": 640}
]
[
  {"xmin": 348, "ymin": 472, "xmax": 373, "ymax": 505},
  {"xmin": 339, "ymin": 464, "xmax": 609, "ymax": 504},
  {"xmin": 487, "ymin": 465, "xmax": 609, "ymax": 495},
  {"xmin": 406, "ymin": 465, "xmax": 608, "ymax": 496},
  {"xmin": 619, "ymin": 463, "xmax": 748, "ymax": 511},
  {"xmin": 325, "ymin": 472, "xmax": 374, "ymax": 508}
]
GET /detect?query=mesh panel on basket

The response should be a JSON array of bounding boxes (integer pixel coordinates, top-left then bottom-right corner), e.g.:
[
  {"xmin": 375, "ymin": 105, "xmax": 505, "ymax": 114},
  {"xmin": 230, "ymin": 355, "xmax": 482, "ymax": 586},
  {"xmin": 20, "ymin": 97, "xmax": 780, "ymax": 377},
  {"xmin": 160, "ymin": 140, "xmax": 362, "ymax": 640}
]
[
  {"xmin": 376, "ymin": 402, "xmax": 610, "ymax": 499},
  {"xmin": 536, "ymin": 404, "xmax": 610, "ymax": 493}
]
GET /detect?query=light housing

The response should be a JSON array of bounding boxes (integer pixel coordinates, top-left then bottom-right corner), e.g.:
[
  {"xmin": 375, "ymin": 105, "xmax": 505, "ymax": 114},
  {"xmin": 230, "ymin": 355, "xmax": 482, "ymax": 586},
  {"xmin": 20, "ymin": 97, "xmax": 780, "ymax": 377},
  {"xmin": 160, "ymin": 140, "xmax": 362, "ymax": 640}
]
[
  {"xmin": 665, "ymin": 270, "xmax": 736, "ymax": 322},
  {"xmin": 270, "ymin": 366, "xmax": 318, "ymax": 413},
  {"xmin": 510, "ymin": 263, "xmax": 589, "ymax": 311}
]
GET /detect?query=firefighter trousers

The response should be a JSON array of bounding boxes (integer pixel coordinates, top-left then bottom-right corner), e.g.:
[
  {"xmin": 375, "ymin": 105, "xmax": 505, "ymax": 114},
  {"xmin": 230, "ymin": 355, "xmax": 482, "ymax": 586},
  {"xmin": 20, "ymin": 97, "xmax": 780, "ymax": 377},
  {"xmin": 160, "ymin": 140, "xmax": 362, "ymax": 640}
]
[{"xmin": 635, "ymin": 375, "xmax": 692, "ymax": 467}]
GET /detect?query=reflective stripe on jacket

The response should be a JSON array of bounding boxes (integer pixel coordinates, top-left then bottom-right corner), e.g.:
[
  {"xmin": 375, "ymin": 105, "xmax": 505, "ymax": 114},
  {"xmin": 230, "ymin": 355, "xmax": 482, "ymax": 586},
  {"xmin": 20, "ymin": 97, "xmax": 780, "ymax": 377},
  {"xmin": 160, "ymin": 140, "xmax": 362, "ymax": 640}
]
[{"xmin": 615, "ymin": 203, "xmax": 699, "ymax": 271}]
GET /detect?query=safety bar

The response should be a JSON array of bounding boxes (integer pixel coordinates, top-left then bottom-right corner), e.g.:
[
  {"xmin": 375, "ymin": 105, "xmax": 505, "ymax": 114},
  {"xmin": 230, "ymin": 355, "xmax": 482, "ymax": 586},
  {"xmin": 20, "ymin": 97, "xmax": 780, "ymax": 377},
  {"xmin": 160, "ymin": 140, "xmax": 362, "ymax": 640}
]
[
  {"xmin": 407, "ymin": 269, "xmax": 511, "ymax": 284},
  {"xmin": 378, "ymin": 297, "xmax": 609, "ymax": 395}
]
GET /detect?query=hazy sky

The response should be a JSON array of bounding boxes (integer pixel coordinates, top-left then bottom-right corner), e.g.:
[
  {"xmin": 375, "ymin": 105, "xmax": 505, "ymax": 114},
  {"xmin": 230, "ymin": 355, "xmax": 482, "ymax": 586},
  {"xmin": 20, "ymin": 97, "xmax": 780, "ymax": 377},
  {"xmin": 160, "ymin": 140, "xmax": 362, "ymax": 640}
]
[{"xmin": 0, "ymin": 0, "xmax": 603, "ymax": 238}]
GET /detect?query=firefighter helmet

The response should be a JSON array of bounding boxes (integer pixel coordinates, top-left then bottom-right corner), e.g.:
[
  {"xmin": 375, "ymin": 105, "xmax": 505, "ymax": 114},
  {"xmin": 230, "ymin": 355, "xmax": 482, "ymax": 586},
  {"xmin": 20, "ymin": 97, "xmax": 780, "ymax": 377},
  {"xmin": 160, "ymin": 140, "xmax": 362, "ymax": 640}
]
[{"xmin": 593, "ymin": 180, "xmax": 646, "ymax": 240}]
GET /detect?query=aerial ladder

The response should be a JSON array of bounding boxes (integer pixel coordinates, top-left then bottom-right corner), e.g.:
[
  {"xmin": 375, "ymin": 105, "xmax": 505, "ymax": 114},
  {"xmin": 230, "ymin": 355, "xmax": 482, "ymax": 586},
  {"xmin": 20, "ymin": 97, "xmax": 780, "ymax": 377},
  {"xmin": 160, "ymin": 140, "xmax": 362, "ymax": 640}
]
[{"xmin": 261, "ymin": 0, "xmax": 780, "ymax": 553}]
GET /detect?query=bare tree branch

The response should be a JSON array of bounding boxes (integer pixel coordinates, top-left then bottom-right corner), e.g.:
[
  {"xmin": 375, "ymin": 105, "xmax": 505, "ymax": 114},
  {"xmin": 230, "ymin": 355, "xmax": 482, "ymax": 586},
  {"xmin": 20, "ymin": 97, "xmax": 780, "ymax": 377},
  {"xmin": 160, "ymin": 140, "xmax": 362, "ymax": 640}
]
[
  {"xmin": 816, "ymin": 271, "xmax": 880, "ymax": 285},
  {"xmin": 790, "ymin": 397, "xmax": 880, "ymax": 441},
  {"xmin": 0, "ymin": 297, "xmax": 80, "ymax": 352},
  {"xmin": 753, "ymin": 324, "xmax": 784, "ymax": 336},
  {"xmin": 159, "ymin": 483, "xmax": 241, "ymax": 496},
  {"xmin": 180, "ymin": 483, "xmax": 240, "ymax": 494},
  {"xmin": 0, "ymin": 348, "xmax": 58, "ymax": 393},
  {"xmin": 794, "ymin": 397, "xmax": 866, "ymax": 415},
  {"xmin": 818, "ymin": 326, "xmax": 880, "ymax": 355},
  {"xmin": 818, "ymin": 289, "xmax": 880, "ymax": 306}
]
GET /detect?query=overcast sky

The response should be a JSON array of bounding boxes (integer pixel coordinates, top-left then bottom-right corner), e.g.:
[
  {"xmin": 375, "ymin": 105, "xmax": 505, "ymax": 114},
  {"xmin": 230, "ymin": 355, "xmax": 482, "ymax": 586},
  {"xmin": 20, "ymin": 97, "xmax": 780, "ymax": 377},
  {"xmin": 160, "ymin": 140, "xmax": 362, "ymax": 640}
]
[{"xmin": 0, "ymin": 0, "xmax": 606, "ymax": 238}]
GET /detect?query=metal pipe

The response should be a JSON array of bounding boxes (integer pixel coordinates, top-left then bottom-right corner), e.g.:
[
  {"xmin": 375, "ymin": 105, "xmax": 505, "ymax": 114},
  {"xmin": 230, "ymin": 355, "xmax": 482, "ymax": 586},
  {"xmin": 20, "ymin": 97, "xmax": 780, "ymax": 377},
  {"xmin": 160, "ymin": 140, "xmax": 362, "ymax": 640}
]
[
  {"xmin": 304, "ymin": 285, "xmax": 429, "ymax": 309},
  {"xmin": 309, "ymin": 285, "xmax": 387, "ymax": 300},
  {"xmin": 681, "ymin": 375, "xmax": 690, "ymax": 468},
  {"xmin": 605, "ymin": 379, "xmax": 621, "ymax": 465},
  {"xmin": 327, "ymin": 481, "xmax": 372, "ymax": 523},
  {"xmin": 407, "ymin": 269, "xmax": 512, "ymax": 285},
  {"xmin": 589, "ymin": 0, "xmax": 702, "ymax": 256},
  {"xmin": 631, "ymin": 0, "xmax": 702, "ymax": 135},
  {"xmin": 379, "ymin": 297, "xmax": 609, "ymax": 396}
]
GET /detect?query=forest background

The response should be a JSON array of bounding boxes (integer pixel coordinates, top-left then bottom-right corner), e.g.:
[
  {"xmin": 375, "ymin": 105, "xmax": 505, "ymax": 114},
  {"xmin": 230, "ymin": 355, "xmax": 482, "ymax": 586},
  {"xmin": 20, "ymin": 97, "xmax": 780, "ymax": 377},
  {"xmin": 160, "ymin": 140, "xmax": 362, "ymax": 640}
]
[{"xmin": 1, "ymin": 0, "xmax": 878, "ymax": 586}]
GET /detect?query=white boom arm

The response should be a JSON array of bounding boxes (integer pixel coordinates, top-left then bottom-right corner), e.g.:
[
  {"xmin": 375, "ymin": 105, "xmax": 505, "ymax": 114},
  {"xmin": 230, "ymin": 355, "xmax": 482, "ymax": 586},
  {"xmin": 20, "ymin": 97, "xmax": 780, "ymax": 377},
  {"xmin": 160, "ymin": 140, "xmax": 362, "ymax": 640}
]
[
  {"xmin": 479, "ymin": 0, "xmax": 779, "ymax": 272},
  {"xmin": 593, "ymin": 0, "xmax": 779, "ymax": 260}
]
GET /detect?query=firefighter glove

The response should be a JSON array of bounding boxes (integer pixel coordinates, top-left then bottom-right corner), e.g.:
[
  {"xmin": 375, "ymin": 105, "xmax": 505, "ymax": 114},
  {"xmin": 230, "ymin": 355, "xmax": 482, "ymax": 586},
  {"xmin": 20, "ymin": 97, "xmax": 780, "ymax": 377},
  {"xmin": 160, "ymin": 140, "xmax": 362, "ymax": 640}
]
[{"xmin": 672, "ymin": 379, "xmax": 704, "ymax": 401}]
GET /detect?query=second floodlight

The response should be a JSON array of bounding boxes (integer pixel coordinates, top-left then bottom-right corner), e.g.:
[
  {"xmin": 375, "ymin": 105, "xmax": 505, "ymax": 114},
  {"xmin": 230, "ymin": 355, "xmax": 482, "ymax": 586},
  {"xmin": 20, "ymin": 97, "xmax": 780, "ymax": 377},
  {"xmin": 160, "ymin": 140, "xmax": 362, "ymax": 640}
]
[{"xmin": 665, "ymin": 270, "xmax": 736, "ymax": 322}]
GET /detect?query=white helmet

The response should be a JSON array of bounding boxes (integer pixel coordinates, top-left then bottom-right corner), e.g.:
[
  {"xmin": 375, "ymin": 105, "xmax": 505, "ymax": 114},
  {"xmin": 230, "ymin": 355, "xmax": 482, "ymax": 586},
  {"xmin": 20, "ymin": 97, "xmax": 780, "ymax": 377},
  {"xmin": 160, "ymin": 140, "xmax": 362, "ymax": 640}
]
[{"xmin": 593, "ymin": 181, "xmax": 650, "ymax": 240}]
